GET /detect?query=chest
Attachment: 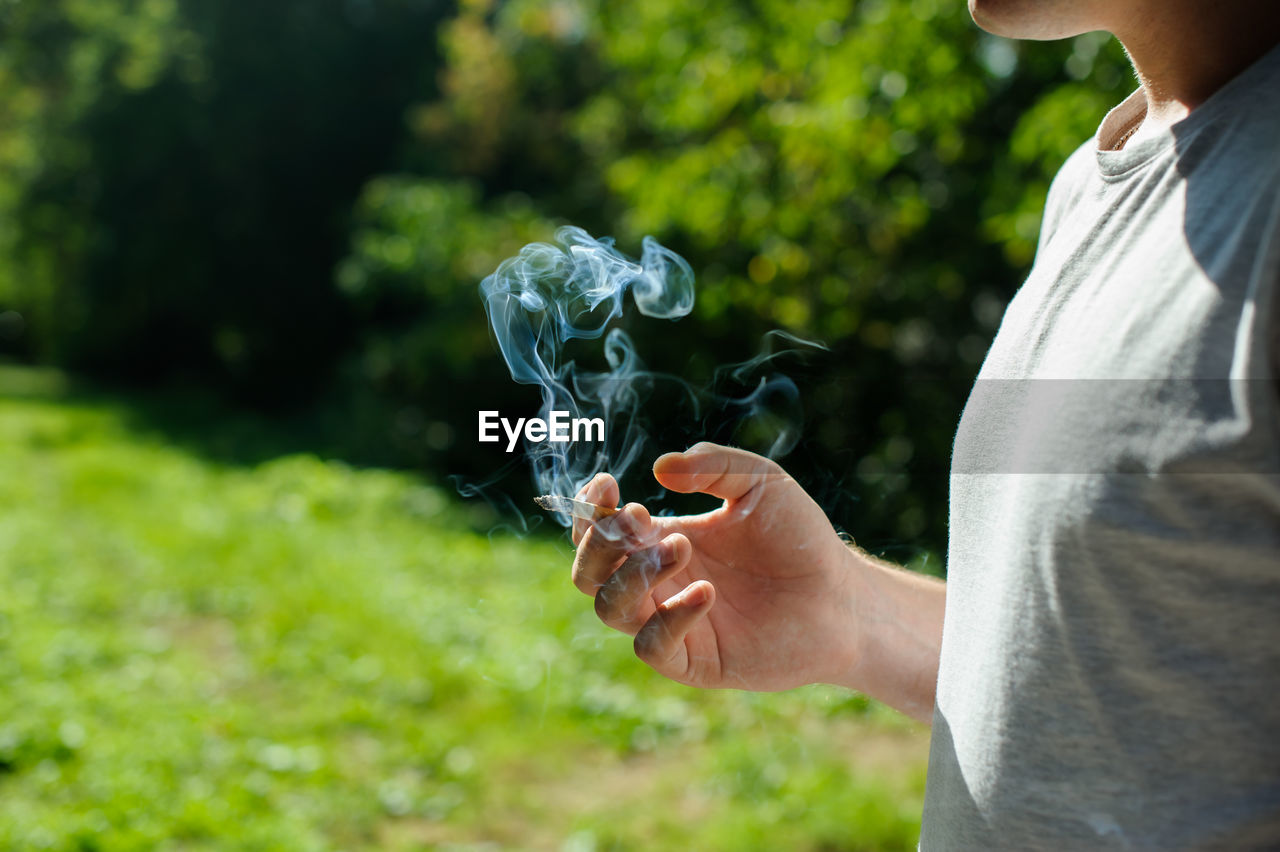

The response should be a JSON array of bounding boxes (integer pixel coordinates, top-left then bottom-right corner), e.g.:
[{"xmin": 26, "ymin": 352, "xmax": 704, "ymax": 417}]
[{"xmin": 957, "ymin": 179, "xmax": 1259, "ymax": 477}]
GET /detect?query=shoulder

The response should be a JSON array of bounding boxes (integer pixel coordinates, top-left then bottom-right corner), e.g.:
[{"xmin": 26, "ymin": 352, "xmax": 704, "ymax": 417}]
[
  {"xmin": 1048, "ymin": 139, "xmax": 1096, "ymax": 199},
  {"xmin": 1173, "ymin": 109, "xmax": 1280, "ymax": 189},
  {"xmin": 1172, "ymin": 81, "xmax": 1280, "ymax": 394},
  {"xmin": 1172, "ymin": 45, "xmax": 1280, "ymax": 187},
  {"xmin": 1037, "ymin": 140, "xmax": 1096, "ymax": 253},
  {"xmin": 1174, "ymin": 94, "xmax": 1280, "ymax": 276}
]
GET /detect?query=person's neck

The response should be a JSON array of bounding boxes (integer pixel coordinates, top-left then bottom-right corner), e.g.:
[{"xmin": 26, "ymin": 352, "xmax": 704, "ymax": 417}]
[{"xmin": 1110, "ymin": 1, "xmax": 1280, "ymax": 138}]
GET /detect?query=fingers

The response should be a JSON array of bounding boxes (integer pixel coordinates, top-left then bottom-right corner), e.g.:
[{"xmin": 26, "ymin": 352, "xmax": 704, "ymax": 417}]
[
  {"xmin": 593, "ymin": 533, "xmax": 691, "ymax": 633},
  {"xmin": 570, "ymin": 501, "xmax": 655, "ymax": 596},
  {"xmin": 572, "ymin": 472, "xmax": 621, "ymax": 546},
  {"xmin": 633, "ymin": 580, "xmax": 716, "ymax": 677},
  {"xmin": 652, "ymin": 442, "xmax": 783, "ymax": 501}
]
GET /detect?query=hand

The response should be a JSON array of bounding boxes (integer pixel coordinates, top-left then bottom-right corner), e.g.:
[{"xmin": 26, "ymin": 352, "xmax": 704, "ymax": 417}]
[{"xmin": 570, "ymin": 442, "xmax": 865, "ymax": 691}]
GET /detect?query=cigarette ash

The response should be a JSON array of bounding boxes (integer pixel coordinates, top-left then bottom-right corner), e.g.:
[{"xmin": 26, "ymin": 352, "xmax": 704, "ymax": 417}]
[{"xmin": 533, "ymin": 495, "xmax": 619, "ymax": 522}]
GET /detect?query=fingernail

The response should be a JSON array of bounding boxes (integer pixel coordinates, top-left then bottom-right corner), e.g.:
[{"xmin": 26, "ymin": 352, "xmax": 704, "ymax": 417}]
[
  {"xmin": 677, "ymin": 583, "xmax": 707, "ymax": 607},
  {"xmin": 617, "ymin": 506, "xmax": 641, "ymax": 534},
  {"xmin": 660, "ymin": 538, "xmax": 678, "ymax": 566}
]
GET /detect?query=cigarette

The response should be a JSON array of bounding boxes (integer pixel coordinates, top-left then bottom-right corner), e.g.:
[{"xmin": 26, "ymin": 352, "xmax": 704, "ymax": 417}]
[{"xmin": 534, "ymin": 495, "xmax": 620, "ymax": 521}]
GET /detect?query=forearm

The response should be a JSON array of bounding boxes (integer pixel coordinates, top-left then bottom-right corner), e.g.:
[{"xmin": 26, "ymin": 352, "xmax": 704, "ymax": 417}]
[{"xmin": 828, "ymin": 547, "xmax": 946, "ymax": 724}]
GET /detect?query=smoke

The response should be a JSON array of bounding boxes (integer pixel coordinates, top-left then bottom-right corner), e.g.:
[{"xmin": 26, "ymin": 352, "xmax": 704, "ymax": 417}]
[{"xmin": 479, "ymin": 226, "xmax": 823, "ymax": 526}]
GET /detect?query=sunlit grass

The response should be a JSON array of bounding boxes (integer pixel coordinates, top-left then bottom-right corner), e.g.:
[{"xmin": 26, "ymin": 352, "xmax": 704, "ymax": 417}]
[{"xmin": 0, "ymin": 367, "xmax": 928, "ymax": 851}]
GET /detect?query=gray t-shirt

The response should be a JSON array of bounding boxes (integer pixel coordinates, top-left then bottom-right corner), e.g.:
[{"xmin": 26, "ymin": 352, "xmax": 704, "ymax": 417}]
[{"xmin": 921, "ymin": 44, "xmax": 1280, "ymax": 850}]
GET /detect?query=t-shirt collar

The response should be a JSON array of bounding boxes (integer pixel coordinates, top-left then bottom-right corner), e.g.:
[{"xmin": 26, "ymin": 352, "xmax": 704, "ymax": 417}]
[{"xmin": 1093, "ymin": 39, "xmax": 1280, "ymax": 178}]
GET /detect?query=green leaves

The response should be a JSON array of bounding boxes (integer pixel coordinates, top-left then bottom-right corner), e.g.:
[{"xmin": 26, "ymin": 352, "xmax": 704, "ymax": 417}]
[
  {"xmin": 353, "ymin": 1, "xmax": 1131, "ymax": 551},
  {"xmin": 0, "ymin": 0, "xmax": 1136, "ymax": 554}
]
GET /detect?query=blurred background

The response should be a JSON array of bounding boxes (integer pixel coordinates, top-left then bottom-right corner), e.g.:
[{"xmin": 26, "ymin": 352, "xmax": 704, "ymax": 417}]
[{"xmin": 0, "ymin": 0, "xmax": 1130, "ymax": 848}]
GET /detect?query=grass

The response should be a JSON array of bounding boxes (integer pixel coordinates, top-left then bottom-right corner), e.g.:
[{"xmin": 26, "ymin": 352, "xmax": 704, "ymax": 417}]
[{"xmin": 0, "ymin": 366, "xmax": 929, "ymax": 851}]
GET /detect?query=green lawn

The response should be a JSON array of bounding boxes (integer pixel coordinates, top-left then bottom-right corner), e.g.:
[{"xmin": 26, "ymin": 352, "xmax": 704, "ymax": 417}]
[{"xmin": 0, "ymin": 367, "xmax": 929, "ymax": 851}]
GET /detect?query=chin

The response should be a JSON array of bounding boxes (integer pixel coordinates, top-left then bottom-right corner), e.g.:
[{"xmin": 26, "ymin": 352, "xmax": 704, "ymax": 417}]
[{"xmin": 968, "ymin": 0, "xmax": 1096, "ymax": 40}]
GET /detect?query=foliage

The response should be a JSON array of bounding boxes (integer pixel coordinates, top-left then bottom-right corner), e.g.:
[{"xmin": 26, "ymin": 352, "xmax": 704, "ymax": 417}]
[
  {"xmin": 0, "ymin": 0, "xmax": 450, "ymax": 400},
  {"xmin": 0, "ymin": 0, "xmax": 1135, "ymax": 553},
  {"xmin": 337, "ymin": 0, "xmax": 1134, "ymax": 553},
  {"xmin": 334, "ymin": 178, "xmax": 557, "ymax": 471},
  {"xmin": 0, "ymin": 368, "xmax": 928, "ymax": 850}
]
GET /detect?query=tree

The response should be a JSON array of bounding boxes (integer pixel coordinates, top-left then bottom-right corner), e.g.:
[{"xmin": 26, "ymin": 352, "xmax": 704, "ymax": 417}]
[{"xmin": 339, "ymin": 0, "xmax": 1131, "ymax": 556}]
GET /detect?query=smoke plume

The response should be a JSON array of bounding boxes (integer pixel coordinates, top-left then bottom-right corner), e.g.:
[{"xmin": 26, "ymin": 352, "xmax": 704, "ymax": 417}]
[{"xmin": 479, "ymin": 226, "xmax": 821, "ymax": 526}]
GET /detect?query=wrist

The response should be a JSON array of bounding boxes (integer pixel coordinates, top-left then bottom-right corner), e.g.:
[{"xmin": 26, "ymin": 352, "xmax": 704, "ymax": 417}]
[
  {"xmin": 809, "ymin": 538, "xmax": 875, "ymax": 688},
  {"xmin": 824, "ymin": 542, "xmax": 945, "ymax": 724}
]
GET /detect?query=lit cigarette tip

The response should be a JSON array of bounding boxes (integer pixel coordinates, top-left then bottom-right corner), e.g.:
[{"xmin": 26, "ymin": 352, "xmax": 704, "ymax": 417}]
[{"xmin": 534, "ymin": 495, "xmax": 620, "ymax": 521}]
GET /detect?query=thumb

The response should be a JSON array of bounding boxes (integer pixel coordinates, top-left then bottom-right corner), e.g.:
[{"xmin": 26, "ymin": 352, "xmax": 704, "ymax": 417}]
[{"xmin": 652, "ymin": 442, "xmax": 784, "ymax": 501}]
